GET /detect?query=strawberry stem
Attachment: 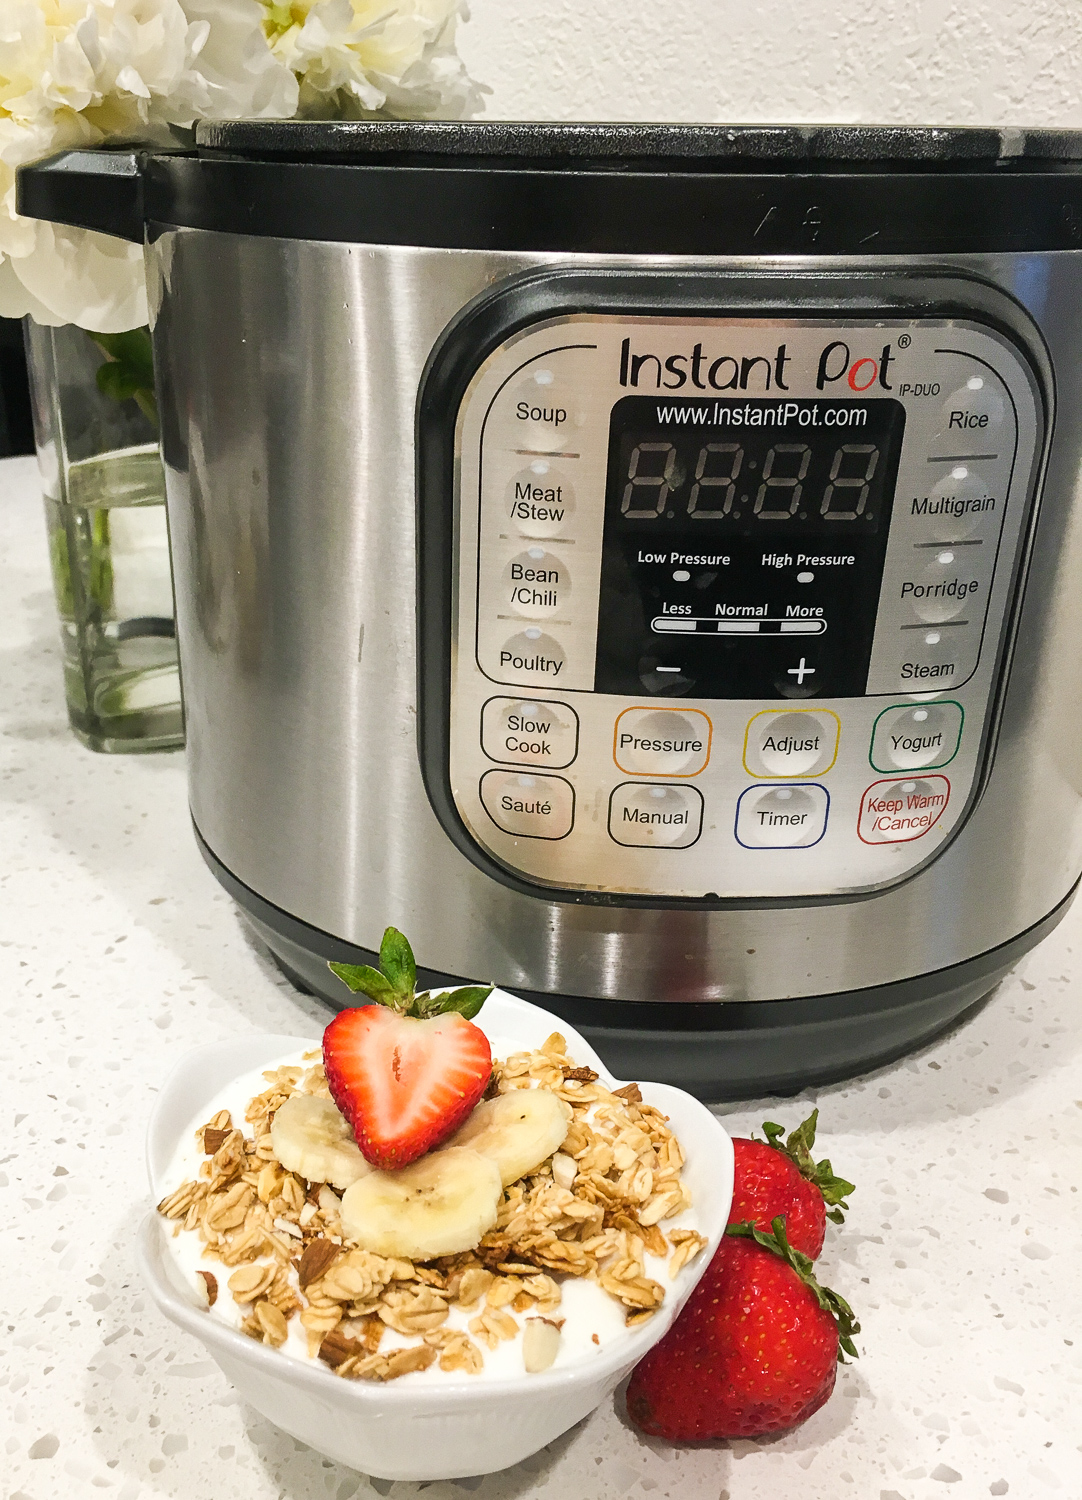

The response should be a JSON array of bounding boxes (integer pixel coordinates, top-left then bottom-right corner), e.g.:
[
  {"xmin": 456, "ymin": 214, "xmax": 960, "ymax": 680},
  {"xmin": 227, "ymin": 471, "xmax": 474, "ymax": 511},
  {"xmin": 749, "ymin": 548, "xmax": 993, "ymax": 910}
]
[
  {"xmin": 761, "ymin": 1109, "xmax": 855, "ymax": 1223},
  {"xmin": 328, "ymin": 929, "xmax": 494, "ymax": 1020},
  {"xmin": 725, "ymin": 1216, "xmax": 861, "ymax": 1361}
]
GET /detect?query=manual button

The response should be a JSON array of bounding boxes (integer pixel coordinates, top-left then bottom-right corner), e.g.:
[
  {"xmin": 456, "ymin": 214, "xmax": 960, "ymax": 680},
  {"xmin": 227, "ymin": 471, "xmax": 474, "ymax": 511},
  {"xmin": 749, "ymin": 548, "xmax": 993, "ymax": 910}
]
[
  {"xmin": 608, "ymin": 783, "xmax": 703, "ymax": 848},
  {"xmin": 481, "ymin": 696, "xmax": 579, "ymax": 769},
  {"xmin": 480, "ymin": 770, "xmax": 574, "ymax": 840},
  {"xmin": 613, "ymin": 707, "xmax": 711, "ymax": 776}
]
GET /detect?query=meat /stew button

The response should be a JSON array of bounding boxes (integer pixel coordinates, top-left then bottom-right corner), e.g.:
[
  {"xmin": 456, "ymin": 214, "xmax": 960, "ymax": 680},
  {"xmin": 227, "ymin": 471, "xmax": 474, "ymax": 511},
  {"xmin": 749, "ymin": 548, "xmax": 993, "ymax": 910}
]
[
  {"xmin": 480, "ymin": 770, "xmax": 575, "ymax": 840},
  {"xmin": 858, "ymin": 775, "xmax": 950, "ymax": 844}
]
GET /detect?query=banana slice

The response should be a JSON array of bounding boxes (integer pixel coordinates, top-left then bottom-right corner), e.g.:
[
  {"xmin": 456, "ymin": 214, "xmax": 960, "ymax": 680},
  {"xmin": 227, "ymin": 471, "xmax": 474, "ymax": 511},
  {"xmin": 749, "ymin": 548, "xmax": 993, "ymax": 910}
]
[
  {"xmin": 340, "ymin": 1147, "xmax": 502, "ymax": 1259},
  {"xmin": 270, "ymin": 1094, "xmax": 372, "ymax": 1191},
  {"xmin": 445, "ymin": 1087, "xmax": 572, "ymax": 1186}
]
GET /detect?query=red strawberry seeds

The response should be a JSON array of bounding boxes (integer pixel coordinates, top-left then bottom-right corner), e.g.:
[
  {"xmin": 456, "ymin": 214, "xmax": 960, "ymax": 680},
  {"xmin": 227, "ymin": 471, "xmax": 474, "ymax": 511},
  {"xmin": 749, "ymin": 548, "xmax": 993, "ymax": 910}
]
[{"xmin": 323, "ymin": 1006, "xmax": 492, "ymax": 1170}]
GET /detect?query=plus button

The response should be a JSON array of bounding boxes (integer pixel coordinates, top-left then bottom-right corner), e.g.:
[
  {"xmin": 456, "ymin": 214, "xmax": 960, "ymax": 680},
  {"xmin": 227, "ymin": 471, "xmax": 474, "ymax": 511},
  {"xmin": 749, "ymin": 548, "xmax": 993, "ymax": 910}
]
[{"xmin": 787, "ymin": 657, "xmax": 815, "ymax": 686}]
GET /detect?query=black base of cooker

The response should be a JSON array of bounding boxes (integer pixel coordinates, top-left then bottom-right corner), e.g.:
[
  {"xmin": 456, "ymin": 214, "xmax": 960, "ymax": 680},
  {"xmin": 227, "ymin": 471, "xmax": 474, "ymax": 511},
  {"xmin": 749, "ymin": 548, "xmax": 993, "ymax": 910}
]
[{"xmin": 196, "ymin": 827, "xmax": 1076, "ymax": 1102}]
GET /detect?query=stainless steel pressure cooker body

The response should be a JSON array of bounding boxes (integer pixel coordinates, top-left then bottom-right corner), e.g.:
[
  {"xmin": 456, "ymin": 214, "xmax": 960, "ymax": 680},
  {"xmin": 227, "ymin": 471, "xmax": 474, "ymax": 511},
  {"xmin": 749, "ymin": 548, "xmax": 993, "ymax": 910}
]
[{"xmin": 21, "ymin": 123, "xmax": 1082, "ymax": 1098}]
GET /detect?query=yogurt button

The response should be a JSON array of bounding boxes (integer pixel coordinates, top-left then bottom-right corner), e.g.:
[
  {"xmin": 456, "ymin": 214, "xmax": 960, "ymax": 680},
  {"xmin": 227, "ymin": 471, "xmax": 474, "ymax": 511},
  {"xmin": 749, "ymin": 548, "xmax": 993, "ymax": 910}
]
[
  {"xmin": 870, "ymin": 702, "xmax": 962, "ymax": 771},
  {"xmin": 481, "ymin": 697, "xmax": 579, "ymax": 769},
  {"xmin": 613, "ymin": 708, "xmax": 712, "ymax": 776},
  {"xmin": 608, "ymin": 783, "xmax": 703, "ymax": 848},
  {"xmin": 858, "ymin": 775, "xmax": 950, "ymax": 844},
  {"xmin": 735, "ymin": 784, "xmax": 829, "ymax": 849},
  {"xmin": 480, "ymin": 770, "xmax": 574, "ymax": 840},
  {"xmin": 743, "ymin": 709, "xmax": 839, "ymax": 778}
]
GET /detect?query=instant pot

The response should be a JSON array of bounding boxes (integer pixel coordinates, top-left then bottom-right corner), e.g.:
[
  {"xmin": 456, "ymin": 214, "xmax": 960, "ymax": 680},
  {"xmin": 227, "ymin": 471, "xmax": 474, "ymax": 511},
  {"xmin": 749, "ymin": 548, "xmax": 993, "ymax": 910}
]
[{"xmin": 21, "ymin": 122, "xmax": 1082, "ymax": 1098}]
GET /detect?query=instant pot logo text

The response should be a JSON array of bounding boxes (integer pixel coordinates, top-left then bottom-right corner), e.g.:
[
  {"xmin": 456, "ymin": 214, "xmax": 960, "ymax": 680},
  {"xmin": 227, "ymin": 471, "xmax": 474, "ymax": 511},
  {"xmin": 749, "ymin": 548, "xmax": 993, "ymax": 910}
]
[{"xmin": 618, "ymin": 337, "xmax": 895, "ymax": 392}]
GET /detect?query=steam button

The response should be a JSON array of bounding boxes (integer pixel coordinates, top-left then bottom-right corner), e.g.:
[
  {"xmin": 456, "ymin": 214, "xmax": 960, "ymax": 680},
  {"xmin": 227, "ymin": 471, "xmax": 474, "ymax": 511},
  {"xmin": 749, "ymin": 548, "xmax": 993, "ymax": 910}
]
[{"xmin": 480, "ymin": 770, "xmax": 574, "ymax": 840}]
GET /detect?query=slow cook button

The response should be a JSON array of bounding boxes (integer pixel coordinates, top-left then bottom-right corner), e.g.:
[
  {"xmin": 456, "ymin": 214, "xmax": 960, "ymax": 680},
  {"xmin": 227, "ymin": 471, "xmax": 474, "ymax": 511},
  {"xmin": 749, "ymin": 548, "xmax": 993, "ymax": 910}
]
[
  {"xmin": 870, "ymin": 702, "xmax": 963, "ymax": 771},
  {"xmin": 743, "ymin": 708, "xmax": 839, "ymax": 778},
  {"xmin": 480, "ymin": 770, "xmax": 574, "ymax": 840},
  {"xmin": 608, "ymin": 782, "xmax": 704, "ymax": 848},
  {"xmin": 858, "ymin": 775, "xmax": 950, "ymax": 844},
  {"xmin": 734, "ymin": 784, "xmax": 829, "ymax": 849},
  {"xmin": 481, "ymin": 696, "xmax": 579, "ymax": 769},
  {"xmin": 613, "ymin": 707, "xmax": 712, "ymax": 776}
]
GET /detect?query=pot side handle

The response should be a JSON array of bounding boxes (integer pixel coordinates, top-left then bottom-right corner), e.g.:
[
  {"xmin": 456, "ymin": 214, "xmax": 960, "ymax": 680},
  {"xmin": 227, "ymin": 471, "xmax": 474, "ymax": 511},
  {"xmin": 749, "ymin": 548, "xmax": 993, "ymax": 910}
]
[{"xmin": 16, "ymin": 149, "xmax": 144, "ymax": 245}]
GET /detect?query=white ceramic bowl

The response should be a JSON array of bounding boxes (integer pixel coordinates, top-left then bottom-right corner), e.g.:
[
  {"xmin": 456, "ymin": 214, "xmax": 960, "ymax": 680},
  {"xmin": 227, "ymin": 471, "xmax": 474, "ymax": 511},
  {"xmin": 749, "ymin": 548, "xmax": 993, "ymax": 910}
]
[{"xmin": 139, "ymin": 990, "xmax": 732, "ymax": 1480}]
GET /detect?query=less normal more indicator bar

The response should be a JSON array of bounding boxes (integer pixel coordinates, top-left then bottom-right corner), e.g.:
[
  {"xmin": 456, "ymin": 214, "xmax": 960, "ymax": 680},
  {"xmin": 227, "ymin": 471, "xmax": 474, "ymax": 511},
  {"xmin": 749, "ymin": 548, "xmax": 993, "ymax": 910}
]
[{"xmin": 652, "ymin": 616, "xmax": 828, "ymax": 637}]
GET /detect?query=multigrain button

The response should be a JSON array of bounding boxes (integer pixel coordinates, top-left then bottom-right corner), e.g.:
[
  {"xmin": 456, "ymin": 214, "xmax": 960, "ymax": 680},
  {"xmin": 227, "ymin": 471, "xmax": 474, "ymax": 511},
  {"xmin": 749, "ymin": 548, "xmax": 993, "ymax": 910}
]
[
  {"xmin": 481, "ymin": 696, "xmax": 579, "ymax": 769},
  {"xmin": 743, "ymin": 709, "xmax": 839, "ymax": 778},
  {"xmin": 480, "ymin": 770, "xmax": 574, "ymax": 840},
  {"xmin": 613, "ymin": 707, "xmax": 712, "ymax": 776},
  {"xmin": 870, "ymin": 702, "xmax": 963, "ymax": 772},
  {"xmin": 498, "ymin": 630, "xmax": 567, "ymax": 683},
  {"xmin": 608, "ymin": 782, "xmax": 703, "ymax": 848},
  {"xmin": 734, "ymin": 784, "xmax": 829, "ymax": 849},
  {"xmin": 858, "ymin": 775, "xmax": 950, "ymax": 844}
]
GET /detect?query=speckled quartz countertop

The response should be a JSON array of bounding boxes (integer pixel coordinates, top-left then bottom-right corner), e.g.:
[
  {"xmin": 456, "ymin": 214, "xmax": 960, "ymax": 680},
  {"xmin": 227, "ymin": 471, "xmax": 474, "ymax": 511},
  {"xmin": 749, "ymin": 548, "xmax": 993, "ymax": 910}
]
[{"xmin": 2, "ymin": 451, "xmax": 1081, "ymax": 1500}]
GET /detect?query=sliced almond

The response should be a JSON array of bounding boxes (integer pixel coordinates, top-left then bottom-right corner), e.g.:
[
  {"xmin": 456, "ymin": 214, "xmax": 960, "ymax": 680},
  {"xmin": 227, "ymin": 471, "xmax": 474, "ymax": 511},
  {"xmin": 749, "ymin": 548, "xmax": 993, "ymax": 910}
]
[{"xmin": 522, "ymin": 1317, "xmax": 561, "ymax": 1373}]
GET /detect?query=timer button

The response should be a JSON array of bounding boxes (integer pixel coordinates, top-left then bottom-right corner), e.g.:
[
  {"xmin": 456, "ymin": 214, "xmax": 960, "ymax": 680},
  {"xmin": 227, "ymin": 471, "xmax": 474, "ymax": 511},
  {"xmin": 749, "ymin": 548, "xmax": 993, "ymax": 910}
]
[
  {"xmin": 743, "ymin": 709, "xmax": 840, "ymax": 779},
  {"xmin": 870, "ymin": 702, "xmax": 963, "ymax": 772},
  {"xmin": 497, "ymin": 629, "xmax": 567, "ymax": 685},
  {"xmin": 613, "ymin": 708, "xmax": 712, "ymax": 776},
  {"xmin": 734, "ymin": 784, "xmax": 829, "ymax": 849},
  {"xmin": 858, "ymin": 775, "xmax": 950, "ymax": 844},
  {"xmin": 608, "ymin": 783, "xmax": 703, "ymax": 848},
  {"xmin": 480, "ymin": 770, "xmax": 574, "ymax": 840},
  {"xmin": 481, "ymin": 696, "xmax": 579, "ymax": 769}
]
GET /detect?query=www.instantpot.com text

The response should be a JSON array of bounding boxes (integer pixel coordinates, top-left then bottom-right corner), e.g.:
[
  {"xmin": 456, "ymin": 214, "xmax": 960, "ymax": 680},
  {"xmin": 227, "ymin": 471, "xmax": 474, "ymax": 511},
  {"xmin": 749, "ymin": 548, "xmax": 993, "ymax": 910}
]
[{"xmin": 654, "ymin": 402, "xmax": 870, "ymax": 428}]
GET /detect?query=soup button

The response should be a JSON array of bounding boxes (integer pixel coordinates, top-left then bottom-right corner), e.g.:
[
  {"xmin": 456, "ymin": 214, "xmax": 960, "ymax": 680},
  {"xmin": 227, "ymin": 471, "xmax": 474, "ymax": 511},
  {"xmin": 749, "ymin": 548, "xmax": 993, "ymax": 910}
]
[{"xmin": 480, "ymin": 770, "xmax": 574, "ymax": 840}]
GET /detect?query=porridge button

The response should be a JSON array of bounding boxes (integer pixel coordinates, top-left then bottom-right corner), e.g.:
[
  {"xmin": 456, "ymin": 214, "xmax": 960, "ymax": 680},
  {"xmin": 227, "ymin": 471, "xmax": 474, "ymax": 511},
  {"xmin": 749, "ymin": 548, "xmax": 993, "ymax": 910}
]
[
  {"xmin": 480, "ymin": 770, "xmax": 574, "ymax": 840},
  {"xmin": 608, "ymin": 783, "xmax": 703, "ymax": 848}
]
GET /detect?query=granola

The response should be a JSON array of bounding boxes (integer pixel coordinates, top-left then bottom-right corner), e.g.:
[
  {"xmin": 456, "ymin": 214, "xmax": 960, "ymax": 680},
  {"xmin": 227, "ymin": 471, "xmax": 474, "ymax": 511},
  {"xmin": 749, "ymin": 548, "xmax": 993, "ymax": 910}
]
[{"xmin": 158, "ymin": 1034, "xmax": 707, "ymax": 1383}]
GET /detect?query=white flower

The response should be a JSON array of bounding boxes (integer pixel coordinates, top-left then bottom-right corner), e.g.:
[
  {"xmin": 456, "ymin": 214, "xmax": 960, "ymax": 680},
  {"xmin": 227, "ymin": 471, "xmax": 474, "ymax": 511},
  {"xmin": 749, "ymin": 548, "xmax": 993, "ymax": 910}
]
[
  {"xmin": 0, "ymin": 0, "xmax": 298, "ymax": 331},
  {"xmin": 261, "ymin": 0, "xmax": 485, "ymax": 121}
]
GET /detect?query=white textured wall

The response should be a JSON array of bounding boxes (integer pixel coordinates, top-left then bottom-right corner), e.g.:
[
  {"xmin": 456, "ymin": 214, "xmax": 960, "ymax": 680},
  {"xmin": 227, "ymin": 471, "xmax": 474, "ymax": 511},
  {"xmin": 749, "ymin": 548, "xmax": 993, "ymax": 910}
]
[{"xmin": 460, "ymin": 0, "xmax": 1082, "ymax": 126}]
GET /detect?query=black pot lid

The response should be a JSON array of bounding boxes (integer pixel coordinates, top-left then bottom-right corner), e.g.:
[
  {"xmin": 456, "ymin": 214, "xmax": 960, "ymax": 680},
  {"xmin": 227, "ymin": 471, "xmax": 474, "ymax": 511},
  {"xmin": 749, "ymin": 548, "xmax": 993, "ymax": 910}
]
[{"xmin": 193, "ymin": 119, "xmax": 1082, "ymax": 170}]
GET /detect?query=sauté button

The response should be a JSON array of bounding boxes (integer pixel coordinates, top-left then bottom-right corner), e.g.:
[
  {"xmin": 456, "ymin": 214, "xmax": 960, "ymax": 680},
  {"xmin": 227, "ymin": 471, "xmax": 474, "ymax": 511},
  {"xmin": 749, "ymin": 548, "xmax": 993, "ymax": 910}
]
[
  {"xmin": 613, "ymin": 707, "xmax": 712, "ymax": 776},
  {"xmin": 743, "ymin": 709, "xmax": 840, "ymax": 778},
  {"xmin": 481, "ymin": 696, "xmax": 579, "ymax": 769},
  {"xmin": 858, "ymin": 775, "xmax": 950, "ymax": 844},
  {"xmin": 734, "ymin": 784, "xmax": 829, "ymax": 849},
  {"xmin": 480, "ymin": 770, "xmax": 574, "ymax": 840},
  {"xmin": 870, "ymin": 702, "xmax": 963, "ymax": 772},
  {"xmin": 608, "ymin": 783, "xmax": 703, "ymax": 848}
]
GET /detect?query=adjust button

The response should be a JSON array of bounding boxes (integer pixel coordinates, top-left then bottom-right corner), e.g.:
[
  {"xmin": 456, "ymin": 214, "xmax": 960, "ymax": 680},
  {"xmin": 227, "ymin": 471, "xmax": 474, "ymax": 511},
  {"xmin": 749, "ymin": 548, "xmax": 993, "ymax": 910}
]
[
  {"xmin": 608, "ymin": 783, "xmax": 703, "ymax": 848},
  {"xmin": 743, "ymin": 709, "xmax": 839, "ymax": 778},
  {"xmin": 613, "ymin": 707, "xmax": 712, "ymax": 776},
  {"xmin": 481, "ymin": 696, "xmax": 579, "ymax": 769},
  {"xmin": 735, "ymin": 784, "xmax": 829, "ymax": 849},
  {"xmin": 480, "ymin": 770, "xmax": 574, "ymax": 840},
  {"xmin": 870, "ymin": 702, "xmax": 962, "ymax": 772},
  {"xmin": 858, "ymin": 775, "xmax": 950, "ymax": 844}
]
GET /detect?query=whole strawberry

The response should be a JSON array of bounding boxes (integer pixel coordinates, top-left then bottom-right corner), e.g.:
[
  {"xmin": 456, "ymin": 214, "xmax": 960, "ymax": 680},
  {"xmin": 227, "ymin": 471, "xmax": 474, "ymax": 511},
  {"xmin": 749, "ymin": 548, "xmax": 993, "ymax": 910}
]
[
  {"xmin": 626, "ymin": 1219, "xmax": 859, "ymax": 1441},
  {"xmin": 729, "ymin": 1110, "xmax": 854, "ymax": 1258}
]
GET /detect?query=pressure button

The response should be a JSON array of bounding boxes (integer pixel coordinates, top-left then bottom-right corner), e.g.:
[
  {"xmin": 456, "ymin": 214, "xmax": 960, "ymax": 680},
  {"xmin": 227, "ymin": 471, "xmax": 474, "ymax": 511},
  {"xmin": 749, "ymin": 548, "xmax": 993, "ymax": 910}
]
[
  {"xmin": 480, "ymin": 770, "xmax": 574, "ymax": 840},
  {"xmin": 613, "ymin": 708, "xmax": 712, "ymax": 776},
  {"xmin": 481, "ymin": 697, "xmax": 579, "ymax": 769},
  {"xmin": 870, "ymin": 702, "xmax": 962, "ymax": 771}
]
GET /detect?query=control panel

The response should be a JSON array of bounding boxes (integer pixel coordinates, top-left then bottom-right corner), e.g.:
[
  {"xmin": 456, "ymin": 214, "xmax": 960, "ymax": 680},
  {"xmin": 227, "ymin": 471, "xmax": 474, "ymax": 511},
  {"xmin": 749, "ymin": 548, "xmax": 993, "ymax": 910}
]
[{"xmin": 445, "ymin": 309, "xmax": 1043, "ymax": 899}]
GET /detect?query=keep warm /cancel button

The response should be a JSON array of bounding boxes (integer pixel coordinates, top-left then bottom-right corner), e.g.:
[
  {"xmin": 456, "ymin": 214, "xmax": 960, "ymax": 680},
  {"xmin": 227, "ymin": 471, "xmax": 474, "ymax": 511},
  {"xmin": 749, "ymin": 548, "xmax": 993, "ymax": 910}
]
[{"xmin": 858, "ymin": 775, "xmax": 950, "ymax": 845}]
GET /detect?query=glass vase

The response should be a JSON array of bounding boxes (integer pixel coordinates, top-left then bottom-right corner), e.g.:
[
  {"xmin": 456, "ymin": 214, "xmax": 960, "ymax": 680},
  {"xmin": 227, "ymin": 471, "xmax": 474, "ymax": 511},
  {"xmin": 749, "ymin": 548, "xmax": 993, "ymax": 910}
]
[{"xmin": 23, "ymin": 319, "xmax": 184, "ymax": 752}]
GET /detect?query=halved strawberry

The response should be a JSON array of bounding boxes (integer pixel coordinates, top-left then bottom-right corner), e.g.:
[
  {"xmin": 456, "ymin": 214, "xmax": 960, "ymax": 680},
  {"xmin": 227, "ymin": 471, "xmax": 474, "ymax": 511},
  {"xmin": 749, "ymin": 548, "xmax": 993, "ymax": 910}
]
[{"xmin": 323, "ymin": 928, "xmax": 494, "ymax": 1170}]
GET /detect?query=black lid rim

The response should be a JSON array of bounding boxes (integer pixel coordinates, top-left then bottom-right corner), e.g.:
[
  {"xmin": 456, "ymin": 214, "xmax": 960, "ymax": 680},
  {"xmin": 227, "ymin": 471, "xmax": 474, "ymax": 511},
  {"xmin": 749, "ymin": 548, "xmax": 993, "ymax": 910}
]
[{"xmin": 194, "ymin": 119, "xmax": 1082, "ymax": 166}]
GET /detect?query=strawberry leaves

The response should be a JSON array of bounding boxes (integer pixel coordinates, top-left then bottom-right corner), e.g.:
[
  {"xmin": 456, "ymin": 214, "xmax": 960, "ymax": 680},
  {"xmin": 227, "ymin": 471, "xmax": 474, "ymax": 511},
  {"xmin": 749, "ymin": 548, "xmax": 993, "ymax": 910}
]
[
  {"xmin": 726, "ymin": 1216, "xmax": 861, "ymax": 1361},
  {"xmin": 761, "ymin": 1109, "xmax": 855, "ymax": 1223},
  {"xmin": 329, "ymin": 928, "xmax": 493, "ymax": 1020}
]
